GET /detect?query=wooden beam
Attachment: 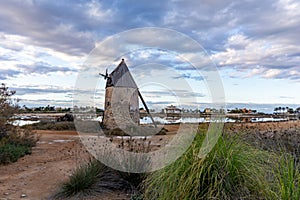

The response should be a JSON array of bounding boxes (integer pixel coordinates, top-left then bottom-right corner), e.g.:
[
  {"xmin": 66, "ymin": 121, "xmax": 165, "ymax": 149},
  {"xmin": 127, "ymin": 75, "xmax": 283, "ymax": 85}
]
[{"xmin": 138, "ymin": 90, "xmax": 157, "ymax": 128}]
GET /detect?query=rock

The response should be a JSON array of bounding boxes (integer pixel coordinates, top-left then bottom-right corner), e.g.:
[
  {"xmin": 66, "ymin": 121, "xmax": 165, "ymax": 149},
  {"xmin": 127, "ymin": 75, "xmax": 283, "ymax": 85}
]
[{"xmin": 20, "ymin": 194, "xmax": 27, "ymax": 198}]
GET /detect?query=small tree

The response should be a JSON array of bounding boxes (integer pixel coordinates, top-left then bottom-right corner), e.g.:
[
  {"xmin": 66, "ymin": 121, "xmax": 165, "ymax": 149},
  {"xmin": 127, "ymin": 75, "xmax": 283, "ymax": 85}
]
[
  {"xmin": 0, "ymin": 83, "xmax": 38, "ymax": 164},
  {"xmin": 0, "ymin": 83, "xmax": 19, "ymax": 139}
]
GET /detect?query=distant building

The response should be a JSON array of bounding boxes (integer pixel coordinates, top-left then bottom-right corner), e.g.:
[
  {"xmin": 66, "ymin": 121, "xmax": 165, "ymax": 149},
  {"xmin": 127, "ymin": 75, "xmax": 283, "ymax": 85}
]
[
  {"xmin": 204, "ymin": 108, "xmax": 224, "ymax": 114},
  {"xmin": 204, "ymin": 108, "xmax": 211, "ymax": 114},
  {"xmin": 241, "ymin": 108, "xmax": 252, "ymax": 114},
  {"xmin": 139, "ymin": 108, "xmax": 147, "ymax": 114},
  {"xmin": 165, "ymin": 105, "xmax": 181, "ymax": 116}
]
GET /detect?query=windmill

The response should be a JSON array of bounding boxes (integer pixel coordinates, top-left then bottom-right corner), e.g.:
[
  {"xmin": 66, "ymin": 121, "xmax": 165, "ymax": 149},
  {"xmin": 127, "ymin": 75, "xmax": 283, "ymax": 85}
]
[{"xmin": 100, "ymin": 59, "xmax": 156, "ymax": 129}]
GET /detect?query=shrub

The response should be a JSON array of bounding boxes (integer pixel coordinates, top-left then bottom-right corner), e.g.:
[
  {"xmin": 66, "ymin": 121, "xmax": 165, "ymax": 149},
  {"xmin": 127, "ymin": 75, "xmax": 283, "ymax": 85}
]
[
  {"xmin": 0, "ymin": 143, "xmax": 31, "ymax": 164},
  {"xmin": 143, "ymin": 134, "xmax": 273, "ymax": 200},
  {"xmin": 0, "ymin": 128, "xmax": 38, "ymax": 164},
  {"xmin": 7, "ymin": 128, "xmax": 38, "ymax": 147}
]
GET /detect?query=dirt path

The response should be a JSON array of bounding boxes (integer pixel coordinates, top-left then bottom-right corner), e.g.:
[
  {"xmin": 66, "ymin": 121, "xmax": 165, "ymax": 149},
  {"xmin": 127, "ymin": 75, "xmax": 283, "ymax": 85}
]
[{"xmin": 0, "ymin": 131, "xmax": 86, "ymax": 200}]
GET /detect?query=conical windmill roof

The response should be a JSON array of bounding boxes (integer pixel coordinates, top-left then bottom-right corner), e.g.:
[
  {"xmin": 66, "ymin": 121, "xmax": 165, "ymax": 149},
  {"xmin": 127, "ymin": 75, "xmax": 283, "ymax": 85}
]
[{"xmin": 106, "ymin": 59, "xmax": 138, "ymax": 88}]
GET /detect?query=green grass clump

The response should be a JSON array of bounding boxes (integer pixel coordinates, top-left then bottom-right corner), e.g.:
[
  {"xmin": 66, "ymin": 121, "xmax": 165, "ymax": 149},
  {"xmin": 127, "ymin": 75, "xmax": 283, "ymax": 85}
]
[
  {"xmin": 143, "ymin": 134, "xmax": 273, "ymax": 200},
  {"xmin": 55, "ymin": 159, "xmax": 136, "ymax": 199},
  {"xmin": 56, "ymin": 160, "xmax": 105, "ymax": 198},
  {"xmin": 273, "ymin": 153, "xmax": 300, "ymax": 200}
]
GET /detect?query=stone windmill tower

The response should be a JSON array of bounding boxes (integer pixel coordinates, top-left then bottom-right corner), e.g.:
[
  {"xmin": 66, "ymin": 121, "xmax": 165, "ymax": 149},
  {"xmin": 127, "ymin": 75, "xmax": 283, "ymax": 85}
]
[{"xmin": 100, "ymin": 59, "xmax": 156, "ymax": 130}]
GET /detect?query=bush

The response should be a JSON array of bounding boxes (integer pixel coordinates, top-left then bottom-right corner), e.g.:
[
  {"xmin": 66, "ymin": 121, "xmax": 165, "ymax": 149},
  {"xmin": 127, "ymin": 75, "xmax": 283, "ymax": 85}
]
[
  {"xmin": 7, "ymin": 128, "xmax": 38, "ymax": 147},
  {"xmin": 0, "ymin": 128, "xmax": 38, "ymax": 164},
  {"xmin": 0, "ymin": 143, "xmax": 31, "ymax": 164},
  {"xmin": 143, "ymin": 134, "xmax": 273, "ymax": 200}
]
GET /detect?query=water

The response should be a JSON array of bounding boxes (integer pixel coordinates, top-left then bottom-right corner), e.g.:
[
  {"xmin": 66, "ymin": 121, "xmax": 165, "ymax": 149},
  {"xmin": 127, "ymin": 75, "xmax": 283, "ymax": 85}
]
[
  {"xmin": 11, "ymin": 120, "xmax": 40, "ymax": 126},
  {"xmin": 11, "ymin": 115, "xmax": 291, "ymax": 127},
  {"xmin": 140, "ymin": 116, "xmax": 289, "ymax": 124}
]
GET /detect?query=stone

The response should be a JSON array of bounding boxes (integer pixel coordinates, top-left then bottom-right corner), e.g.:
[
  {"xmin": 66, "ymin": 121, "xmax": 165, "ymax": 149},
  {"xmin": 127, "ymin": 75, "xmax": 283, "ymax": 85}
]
[{"xmin": 104, "ymin": 87, "xmax": 139, "ymax": 129}]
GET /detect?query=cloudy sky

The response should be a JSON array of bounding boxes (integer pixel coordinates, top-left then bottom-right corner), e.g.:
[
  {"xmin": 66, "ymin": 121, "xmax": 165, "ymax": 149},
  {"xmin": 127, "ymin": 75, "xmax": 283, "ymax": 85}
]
[{"xmin": 0, "ymin": 0, "xmax": 299, "ymax": 110}]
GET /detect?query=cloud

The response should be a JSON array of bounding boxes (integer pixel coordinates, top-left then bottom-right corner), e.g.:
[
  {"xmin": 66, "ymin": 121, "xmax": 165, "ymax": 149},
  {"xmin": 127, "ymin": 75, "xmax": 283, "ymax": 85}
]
[
  {"xmin": 1, "ymin": 0, "xmax": 300, "ymax": 106},
  {"xmin": 17, "ymin": 61, "xmax": 77, "ymax": 75},
  {"xmin": 263, "ymin": 69, "xmax": 281, "ymax": 79},
  {"xmin": 173, "ymin": 73, "xmax": 205, "ymax": 81},
  {"xmin": 211, "ymin": 32, "xmax": 300, "ymax": 80},
  {"xmin": 146, "ymin": 101, "xmax": 176, "ymax": 105},
  {"xmin": 225, "ymin": 34, "xmax": 249, "ymax": 50},
  {"xmin": 279, "ymin": 96, "xmax": 295, "ymax": 99},
  {"xmin": 100, "ymin": 0, "xmax": 169, "ymax": 28},
  {"xmin": 2, "ymin": 0, "xmax": 299, "ymax": 80},
  {"xmin": 19, "ymin": 98, "xmax": 73, "ymax": 107},
  {"xmin": 11, "ymin": 84, "xmax": 105, "ymax": 96},
  {"xmin": 0, "ymin": 69, "xmax": 21, "ymax": 80},
  {"xmin": 0, "ymin": 1, "xmax": 99, "ymax": 56},
  {"xmin": 0, "ymin": 54, "xmax": 17, "ymax": 61},
  {"xmin": 0, "ymin": 61, "xmax": 77, "ymax": 80},
  {"xmin": 243, "ymin": 67, "xmax": 266, "ymax": 78},
  {"xmin": 0, "ymin": 0, "xmax": 168, "ymax": 57},
  {"xmin": 158, "ymin": 0, "xmax": 300, "ymax": 81},
  {"xmin": 12, "ymin": 87, "xmax": 73, "ymax": 96},
  {"xmin": 142, "ymin": 89, "xmax": 205, "ymax": 98}
]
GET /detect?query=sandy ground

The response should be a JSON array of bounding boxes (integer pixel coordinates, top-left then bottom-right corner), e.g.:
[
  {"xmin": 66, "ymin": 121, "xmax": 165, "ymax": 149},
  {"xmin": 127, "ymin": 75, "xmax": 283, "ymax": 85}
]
[
  {"xmin": 0, "ymin": 131, "xmax": 84, "ymax": 200},
  {"xmin": 0, "ymin": 121, "xmax": 300, "ymax": 200}
]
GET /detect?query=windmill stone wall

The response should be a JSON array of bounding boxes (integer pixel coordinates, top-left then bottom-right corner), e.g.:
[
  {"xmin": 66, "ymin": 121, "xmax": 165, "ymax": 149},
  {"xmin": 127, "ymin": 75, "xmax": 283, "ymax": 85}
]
[
  {"xmin": 103, "ymin": 59, "xmax": 140, "ymax": 129},
  {"xmin": 104, "ymin": 87, "xmax": 139, "ymax": 129}
]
